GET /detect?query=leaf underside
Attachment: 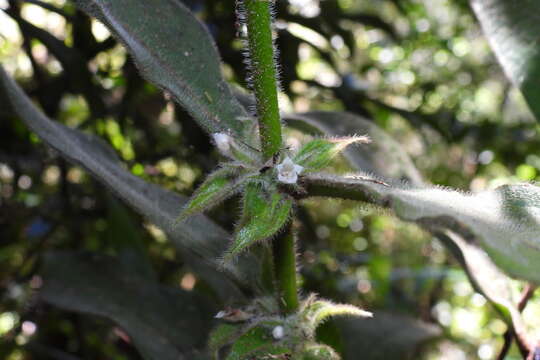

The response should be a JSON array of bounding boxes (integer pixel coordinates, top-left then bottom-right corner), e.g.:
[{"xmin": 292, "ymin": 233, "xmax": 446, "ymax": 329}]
[{"xmin": 75, "ymin": 0, "xmax": 250, "ymax": 135}]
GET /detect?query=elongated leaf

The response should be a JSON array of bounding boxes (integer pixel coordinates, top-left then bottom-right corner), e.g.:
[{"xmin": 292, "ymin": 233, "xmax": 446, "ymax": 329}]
[
  {"xmin": 75, "ymin": 0, "xmax": 249, "ymax": 134},
  {"xmin": 284, "ymin": 111, "xmax": 424, "ymax": 185},
  {"xmin": 176, "ymin": 167, "xmax": 251, "ymax": 222},
  {"xmin": 300, "ymin": 297, "xmax": 372, "ymax": 331},
  {"xmin": 225, "ymin": 184, "xmax": 293, "ymax": 259},
  {"xmin": 294, "ymin": 136, "xmax": 369, "ymax": 172},
  {"xmin": 305, "ymin": 173, "xmax": 540, "ymax": 285},
  {"xmin": 435, "ymin": 230, "xmax": 525, "ymax": 330},
  {"xmin": 470, "ymin": 0, "xmax": 540, "ymax": 120},
  {"xmin": 40, "ymin": 251, "xmax": 213, "ymax": 360},
  {"xmin": 0, "ymin": 67, "xmax": 260, "ymax": 301}
]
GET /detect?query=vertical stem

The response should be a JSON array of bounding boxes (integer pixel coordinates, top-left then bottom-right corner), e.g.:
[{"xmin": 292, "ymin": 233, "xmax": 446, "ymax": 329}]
[
  {"xmin": 242, "ymin": 0, "xmax": 297, "ymax": 314},
  {"xmin": 272, "ymin": 223, "xmax": 299, "ymax": 313},
  {"xmin": 243, "ymin": 0, "xmax": 282, "ymax": 160}
]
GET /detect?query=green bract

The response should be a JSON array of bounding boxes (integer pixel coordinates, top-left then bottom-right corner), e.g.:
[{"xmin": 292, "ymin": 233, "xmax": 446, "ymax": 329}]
[
  {"xmin": 225, "ymin": 183, "xmax": 293, "ymax": 259},
  {"xmin": 208, "ymin": 295, "xmax": 371, "ymax": 359},
  {"xmin": 294, "ymin": 136, "xmax": 370, "ymax": 172}
]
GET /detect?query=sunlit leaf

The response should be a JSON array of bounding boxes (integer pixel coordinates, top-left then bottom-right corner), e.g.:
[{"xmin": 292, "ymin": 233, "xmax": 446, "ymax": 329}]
[
  {"xmin": 225, "ymin": 184, "xmax": 293, "ymax": 260},
  {"xmin": 305, "ymin": 173, "xmax": 540, "ymax": 284},
  {"xmin": 471, "ymin": 0, "xmax": 540, "ymax": 120},
  {"xmin": 294, "ymin": 136, "xmax": 369, "ymax": 172},
  {"xmin": 75, "ymin": 0, "xmax": 249, "ymax": 134}
]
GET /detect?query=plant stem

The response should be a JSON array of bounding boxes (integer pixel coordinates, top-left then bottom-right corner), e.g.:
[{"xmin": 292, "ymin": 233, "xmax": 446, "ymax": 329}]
[
  {"xmin": 243, "ymin": 0, "xmax": 282, "ymax": 160},
  {"xmin": 272, "ymin": 223, "xmax": 299, "ymax": 313}
]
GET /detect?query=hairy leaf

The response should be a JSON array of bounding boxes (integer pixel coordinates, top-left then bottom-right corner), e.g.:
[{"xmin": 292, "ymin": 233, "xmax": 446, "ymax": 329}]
[
  {"xmin": 0, "ymin": 67, "xmax": 260, "ymax": 301},
  {"xmin": 300, "ymin": 296, "xmax": 372, "ymax": 331},
  {"xmin": 176, "ymin": 167, "xmax": 252, "ymax": 223},
  {"xmin": 75, "ymin": 0, "xmax": 249, "ymax": 134},
  {"xmin": 470, "ymin": 0, "xmax": 540, "ymax": 120},
  {"xmin": 41, "ymin": 251, "xmax": 213, "ymax": 360},
  {"xmin": 305, "ymin": 173, "xmax": 540, "ymax": 284},
  {"xmin": 294, "ymin": 136, "xmax": 369, "ymax": 172},
  {"xmin": 284, "ymin": 111, "xmax": 424, "ymax": 185},
  {"xmin": 298, "ymin": 343, "xmax": 340, "ymax": 360},
  {"xmin": 225, "ymin": 184, "xmax": 293, "ymax": 260},
  {"xmin": 225, "ymin": 325, "xmax": 289, "ymax": 360}
]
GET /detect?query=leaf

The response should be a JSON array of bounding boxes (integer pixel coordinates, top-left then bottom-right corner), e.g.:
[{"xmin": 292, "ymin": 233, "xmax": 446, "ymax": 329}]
[
  {"xmin": 225, "ymin": 184, "xmax": 293, "ymax": 259},
  {"xmin": 40, "ymin": 251, "xmax": 213, "ymax": 360},
  {"xmin": 75, "ymin": 0, "xmax": 249, "ymax": 134},
  {"xmin": 305, "ymin": 173, "xmax": 540, "ymax": 285},
  {"xmin": 298, "ymin": 343, "xmax": 340, "ymax": 360},
  {"xmin": 336, "ymin": 312, "xmax": 441, "ymax": 360},
  {"xmin": 294, "ymin": 136, "xmax": 370, "ymax": 172},
  {"xmin": 470, "ymin": 0, "xmax": 540, "ymax": 120},
  {"xmin": 208, "ymin": 323, "xmax": 244, "ymax": 355},
  {"xmin": 284, "ymin": 111, "xmax": 424, "ymax": 185},
  {"xmin": 435, "ymin": 230, "xmax": 525, "ymax": 330},
  {"xmin": 176, "ymin": 167, "xmax": 251, "ymax": 223},
  {"xmin": 225, "ymin": 325, "xmax": 289, "ymax": 360},
  {"xmin": 0, "ymin": 66, "xmax": 260, "ymax": 301},
  {"xmin": 299, "ymin": 296, "xmax": 372, "ymax": 331}
]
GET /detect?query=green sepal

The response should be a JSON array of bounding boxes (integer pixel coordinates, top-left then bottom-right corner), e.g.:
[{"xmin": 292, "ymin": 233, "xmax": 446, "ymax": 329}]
[
  {"xmin": 299, "ymin": 295, "xmax": 372, "ymax": 331},
  {"xmin": 296, "ymin": 343, "xmax": 341, "ymax": 360},
  {"xmin": 294, "ymin": 136, "xmax": 369, "ymax": 172},
  {"xmin": 225, "ymin": 325, "xmax": 290, "ymax": 360},
  {"xmin": 175, "ymin": 166, "xmax": 251, "ymax": 223},
  {"xmin": 224, "ymin": 183, "xmax": 293, "ymax": 260}
]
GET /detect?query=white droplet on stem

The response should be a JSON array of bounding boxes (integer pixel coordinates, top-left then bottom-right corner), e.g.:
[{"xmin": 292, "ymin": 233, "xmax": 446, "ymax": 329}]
[{"xmin": 272, "ymin": 325, "xmax": 285, "ymax": 340}]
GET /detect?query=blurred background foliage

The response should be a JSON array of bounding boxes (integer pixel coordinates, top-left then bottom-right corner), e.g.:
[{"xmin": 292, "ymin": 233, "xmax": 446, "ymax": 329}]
[{"xmin": 1, "ymin": 0, "xmax": 539, "ymax": 359}]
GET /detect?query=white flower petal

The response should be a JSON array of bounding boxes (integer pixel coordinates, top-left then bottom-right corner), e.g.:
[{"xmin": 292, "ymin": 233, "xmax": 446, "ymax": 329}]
[{"xmin": 277, "ymin": 157, "xmax": 302, "ymax": 184}]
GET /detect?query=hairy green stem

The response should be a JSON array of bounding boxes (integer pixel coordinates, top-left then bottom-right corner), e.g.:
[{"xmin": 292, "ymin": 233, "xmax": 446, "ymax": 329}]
[
  {"xmin": 272, "ymin": 224, "xmax": 299, "ymax": 313},
  {"xmin": 243, "ymin": 0, "xmax": 282, "ymax": 159}
]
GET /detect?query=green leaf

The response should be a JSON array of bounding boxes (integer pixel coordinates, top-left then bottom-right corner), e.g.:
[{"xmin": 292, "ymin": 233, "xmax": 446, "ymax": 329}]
[
  {"xmin": 297, "ymin": 343, "xmax": 340, "ymax": 360},
  {"xmin": 294, "ymin": 136, "xmax": 369, "ymax": 172},
  {"xmin": 0, "ymin": 66, "xmax": 260, "ymax": 301},
  {"xmin": 470, "ymin": 0, "xmax": 540, "ymax": 120},
  {"xmin": 305, "ymin": 173, "xmax": 540, "ymax": 285},
  {"xmin": 176, "ymin": 167, "xmax": 251, "ymax": 223},
  {"xmin": 225, "ymin": 184, "xmax": 293, "ymax": 260},
  {"xmin": 225, "ymin": 325, "xmax": 289, "ymax": 360},
  {"xmin": 284, "ymin": 111, "xmax": 424, "ymax": 185},
  {"xmin": 299, "ymin": 296, "xmax": 372, "ymax": 331},
  {"xmin": 208, "ymin": 324, "xmax": 244, "ymax": 355},
  {"xmin": 75, "ymin": 0, "xmax": 249, "ymax": 134},
  {"xmin": 41, "ymin": 251, "xmax": 213, "ymax": 360}
]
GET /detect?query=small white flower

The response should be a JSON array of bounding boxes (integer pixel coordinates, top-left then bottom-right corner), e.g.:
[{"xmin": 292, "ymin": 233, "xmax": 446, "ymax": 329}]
[
  {"xmin": 272, "ymin": 325, "xmax": 285, "ymax": 340},
  {"xmin": 276, "ymin": 157, "xmax": 303, "ymax": 184},
  {"xmin": 212, "ymin": 133, "xmax": 232, "ymax": 154}
]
